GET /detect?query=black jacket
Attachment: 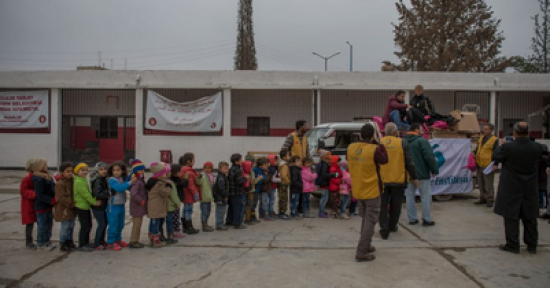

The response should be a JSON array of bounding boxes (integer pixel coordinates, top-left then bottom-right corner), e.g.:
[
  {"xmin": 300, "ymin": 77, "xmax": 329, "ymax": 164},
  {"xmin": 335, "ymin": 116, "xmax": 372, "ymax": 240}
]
[
  {"xmin": 33, "ymin": 176, "xmax": 56, "ymax": 212},
  {"xmin": 290, "ymin": 166, "xmax": 303, "ymax": 194},
  {"xmin": 170, "ymin": 176, "xmax": 186, "ymax": 202},
  {"xmin": 410, "ymin": 94, "xmax": 435, "ymax": 115},
  {"xmin": 315, "ymin": 161, "xmax": 336, "ymax": 188},
  {"xmin": 214, "ymin": 173, "xmax": 229, "ymax": 203},
  {"xmin": 494, "ymin": 137, "xmax": 543, "ymax": 220},
  {"xmin": 91, "ymin": 176, "xmax": 110, "ymax": 211},
  {"xmin": 228, "ymin": 165, "xmax": 247, "ymax": 196}
]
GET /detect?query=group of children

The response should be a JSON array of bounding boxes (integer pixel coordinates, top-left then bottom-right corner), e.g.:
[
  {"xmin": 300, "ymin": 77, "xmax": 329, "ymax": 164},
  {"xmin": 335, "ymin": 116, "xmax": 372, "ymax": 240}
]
[{"xmin": 20, "ymin": 148, "xmax": 356, "ymax": 251}]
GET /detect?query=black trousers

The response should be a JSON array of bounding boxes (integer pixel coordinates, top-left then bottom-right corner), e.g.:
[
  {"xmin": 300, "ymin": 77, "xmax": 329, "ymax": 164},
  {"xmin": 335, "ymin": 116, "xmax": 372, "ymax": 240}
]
[
  {"xmin": 75, "ymin": 208, "xmax": 93, "ymax": 247},
  {"xmin": 379, "ymin": 187, "xmax": 404, "ymax": 232},
  {"xmin": 504, "ymin": 217, "xmax": 538, "ymax": 250},
  {"xmin": 25, "ymin": 223, "xmax": 34, "ymax": 244}
]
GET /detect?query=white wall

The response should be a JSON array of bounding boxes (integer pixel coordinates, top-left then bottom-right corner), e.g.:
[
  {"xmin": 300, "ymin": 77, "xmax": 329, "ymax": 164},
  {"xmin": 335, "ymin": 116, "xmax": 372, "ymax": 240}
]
[{"xmin": 0, "ymin": 89, "xmax": 61, "ymax": 168}]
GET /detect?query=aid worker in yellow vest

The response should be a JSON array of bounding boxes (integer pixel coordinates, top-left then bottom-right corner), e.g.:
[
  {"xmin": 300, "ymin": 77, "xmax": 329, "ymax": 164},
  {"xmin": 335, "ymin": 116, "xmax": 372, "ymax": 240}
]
[
  {"xmin": 379, "ymin": 123, "xmax": 418, "ymax": 240},
  {"xmin": 281, "ymin": 120, "xmax": 310, "ymax": 214},
  {"xmin": 473, "ymin": 123, "xmax": 499, "ymax": 207},
  {"xmin": 347, "ymin": 124, "xmax": 388, "ymax": 262}
]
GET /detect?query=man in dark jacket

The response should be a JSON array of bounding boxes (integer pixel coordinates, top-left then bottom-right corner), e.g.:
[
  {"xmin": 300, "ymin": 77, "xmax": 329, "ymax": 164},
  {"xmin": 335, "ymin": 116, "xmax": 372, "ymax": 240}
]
[
  {"xmin": 228, "ymin": 154, "xmax": 249, "ymax": 229},
  {"xmin": 382, "ymin": 90, "xmax": 411, "ymax": 131},
  {"xmin": 403, "ymin": 123, "xmax": 439, "ymax": 226},
  {"xmin": 379, "ymin": 123, "xmax": 418, "ymax": 239},
  {"xmin": 409, "ymin": 85, "xmax": 435, "ymax": 124},
  {"xmin": 494, "ymin": 122, "xmax": 543, "ymax": 254}
]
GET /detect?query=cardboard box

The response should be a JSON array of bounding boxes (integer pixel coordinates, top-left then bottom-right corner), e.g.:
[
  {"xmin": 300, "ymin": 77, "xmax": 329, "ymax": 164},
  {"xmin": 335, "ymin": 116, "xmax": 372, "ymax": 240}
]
[
  {"xmin": 450, "ymin": 110, "xmax": 480, "ymax": 133},
  {"xmin": 431, "ymin": 130, "xmax": 467, "ymax": 139}
]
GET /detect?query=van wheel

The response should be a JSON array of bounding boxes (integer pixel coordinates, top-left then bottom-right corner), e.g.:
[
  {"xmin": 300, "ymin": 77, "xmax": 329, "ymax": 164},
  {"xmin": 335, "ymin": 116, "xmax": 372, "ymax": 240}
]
[{"xmin": 434, "ymin": 195, "xmax": 453, "ymax": 201}]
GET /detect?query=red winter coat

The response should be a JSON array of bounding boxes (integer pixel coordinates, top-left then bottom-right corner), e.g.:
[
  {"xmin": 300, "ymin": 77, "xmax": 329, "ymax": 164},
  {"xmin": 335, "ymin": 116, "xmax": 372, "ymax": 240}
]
[
  {"xmin": 382, "ymin": 94, "xmax": 408, "ymax": 124},
  {"xmin": 181, "ymin": 166, "xmax": 202, "ymax": 204},
  {"xmin": 20, "ymin": 173, "xmax": 37, "ymax": 225},
  {"xmin": 328, "ymin": 156, "xmax": 343, "ymax": 191}
]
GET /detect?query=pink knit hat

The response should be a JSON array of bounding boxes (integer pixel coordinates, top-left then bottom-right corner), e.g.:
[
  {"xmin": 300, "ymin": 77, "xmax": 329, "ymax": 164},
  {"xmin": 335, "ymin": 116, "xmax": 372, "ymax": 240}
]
[{"xmin": 150, "ymin": 161, "xmax": 171, "ymax": 178}]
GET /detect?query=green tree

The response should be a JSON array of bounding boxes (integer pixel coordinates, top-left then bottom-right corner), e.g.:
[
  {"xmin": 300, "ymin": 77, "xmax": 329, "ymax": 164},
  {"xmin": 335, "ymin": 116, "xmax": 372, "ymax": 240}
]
[
  {"xmin": 392, "ymin": 0, "xmax": 509, "ymax": 72},
  {"xmin": 512, "ymin": 0, "xmax": 550, "ymax": 73},
  {"xmin": 234, "ymin": 0, "xmax": 258, "ymax": 70}
]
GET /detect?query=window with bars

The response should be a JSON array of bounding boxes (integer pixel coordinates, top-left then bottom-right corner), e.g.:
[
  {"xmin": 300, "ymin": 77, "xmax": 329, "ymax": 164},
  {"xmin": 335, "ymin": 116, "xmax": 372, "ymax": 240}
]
[
  {"xmin": 96, "ymin": 117, "xmax": 118, "ymax": 138},
  {"xmin": 247, "ymin": 117, "xmax": 270, "ymax": 136}
]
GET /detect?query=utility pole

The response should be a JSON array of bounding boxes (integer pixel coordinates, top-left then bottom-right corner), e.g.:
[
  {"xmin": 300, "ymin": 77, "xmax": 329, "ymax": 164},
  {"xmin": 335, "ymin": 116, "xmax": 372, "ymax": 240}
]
[
  {"xmin": 346, "ymin": 41, "xmax": 353, "ymax": 71},
  {"xmin": 312, "ymin": 51, "xmax": 340, "ymax": 71}
]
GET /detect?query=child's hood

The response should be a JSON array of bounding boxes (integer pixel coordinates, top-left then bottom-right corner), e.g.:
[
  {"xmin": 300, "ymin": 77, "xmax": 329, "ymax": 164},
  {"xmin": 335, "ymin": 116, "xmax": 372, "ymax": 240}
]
[
  {"xmin": 243, "ymin": 161, "xmax": 252, "ymax": 174},
  {"xmin": 278, "ymin": 160, "xmax": 288, "ymax": 167},
  {"xmin": 330, "ymin": 155, "xmax": 340, "ymax": 166},
  {"xmin": 181, "ymin": 166, "xmax": 195, "ymax": 177},
  {"xmin": 268, "ymin": 155, "xmax": 277, "ymax": 166}
]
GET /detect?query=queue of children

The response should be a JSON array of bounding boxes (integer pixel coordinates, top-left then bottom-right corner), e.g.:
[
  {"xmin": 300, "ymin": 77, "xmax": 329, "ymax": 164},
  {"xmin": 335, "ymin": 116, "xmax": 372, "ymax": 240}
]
[{"xmin": 20, "ymin": 149, "xmax": 354, "ymax": 251}]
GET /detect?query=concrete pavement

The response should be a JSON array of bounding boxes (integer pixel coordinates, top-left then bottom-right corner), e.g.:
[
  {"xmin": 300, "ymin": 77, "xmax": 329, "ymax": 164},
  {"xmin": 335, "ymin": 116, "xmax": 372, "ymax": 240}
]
[{"xmin": 0, "ymin": 170, "xmax": 548, "ymax": 288}]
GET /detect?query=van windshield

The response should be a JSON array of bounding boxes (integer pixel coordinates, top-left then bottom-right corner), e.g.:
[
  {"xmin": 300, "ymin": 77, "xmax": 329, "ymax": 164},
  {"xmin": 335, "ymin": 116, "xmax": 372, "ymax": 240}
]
[{"xmin": 306, "ymin": 128, "xmax": 330, "ymax": 155}]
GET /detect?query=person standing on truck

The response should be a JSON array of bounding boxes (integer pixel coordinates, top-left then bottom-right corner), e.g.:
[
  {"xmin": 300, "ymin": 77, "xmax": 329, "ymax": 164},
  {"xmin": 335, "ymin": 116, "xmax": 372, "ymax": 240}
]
[
  {"xmin": 473, "ymin": 123, "xmax": 499, "ymax": 208},
  {"xmin": 382, "ymin": 90, "xmax": 411, "ymax": 131},
  {"xmin": 282, "ymin": 120, "xmax": 311, "ymax": 215},
  {"xmin": 403, "ymin": 123, "xmax": 439, "ymax": 226},
  {"xmin": 379, "ymin": 123, "xmax": 418, "ymax": 240},
  {"xmin": 347, "ymin": 124, "xmax": 388, "ymax": 262}
]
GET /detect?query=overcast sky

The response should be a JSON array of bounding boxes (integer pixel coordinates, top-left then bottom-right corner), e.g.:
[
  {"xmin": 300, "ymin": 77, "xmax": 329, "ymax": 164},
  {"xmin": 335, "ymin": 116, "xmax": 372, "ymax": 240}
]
[{"xmin": 0, "ymin": 0, "xmax": 540, "ymax": 72}]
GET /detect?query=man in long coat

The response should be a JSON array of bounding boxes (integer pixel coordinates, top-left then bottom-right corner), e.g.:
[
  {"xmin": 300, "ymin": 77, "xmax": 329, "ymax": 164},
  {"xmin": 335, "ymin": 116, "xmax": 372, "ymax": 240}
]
[{"xmin": 494, "ymin": 122, "xmax": 543, "ymax": 254}]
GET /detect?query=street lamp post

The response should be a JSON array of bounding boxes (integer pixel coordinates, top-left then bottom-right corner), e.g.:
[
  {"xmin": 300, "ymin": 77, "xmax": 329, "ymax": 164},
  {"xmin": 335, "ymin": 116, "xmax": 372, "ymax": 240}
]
[
  {"xmin": 312, "ymin": 51, "xmax": 340, "ymax": 71},
  {"xmin": 346, "ymin": 41, "xmax": 353, "ymax": 72}
]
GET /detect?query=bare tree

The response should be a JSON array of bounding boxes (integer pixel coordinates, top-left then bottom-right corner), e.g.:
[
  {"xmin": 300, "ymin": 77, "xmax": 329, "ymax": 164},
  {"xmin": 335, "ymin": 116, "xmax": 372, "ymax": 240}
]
[
  {"xmin": 392, "ymin": 0, "xmax": 509, "ymax": 72},
  {"xmin": 234, "ymin": 0, "xmax": 258, "ymax": 70}
]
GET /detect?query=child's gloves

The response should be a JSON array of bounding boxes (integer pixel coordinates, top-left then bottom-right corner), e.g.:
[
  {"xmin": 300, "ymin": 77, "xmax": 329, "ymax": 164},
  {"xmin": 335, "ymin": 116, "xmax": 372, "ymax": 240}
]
[
  {"xmin": 333, "ymin": 172, "xmax": 339, "ymax": 178},
  {"xmin": 193, "ymin": 193, "xmax": 200, "ymax": 202}
]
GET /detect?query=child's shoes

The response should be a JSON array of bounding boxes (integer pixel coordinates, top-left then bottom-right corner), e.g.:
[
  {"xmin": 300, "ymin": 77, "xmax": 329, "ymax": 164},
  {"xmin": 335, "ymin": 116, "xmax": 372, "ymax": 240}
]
[
  {"xmin": 107, "ymin": 243, "xmax": 122, "ymax": 251},
  {"xmin": 116, "ymin": 240, "xmax": 130, "ymax": 248}
]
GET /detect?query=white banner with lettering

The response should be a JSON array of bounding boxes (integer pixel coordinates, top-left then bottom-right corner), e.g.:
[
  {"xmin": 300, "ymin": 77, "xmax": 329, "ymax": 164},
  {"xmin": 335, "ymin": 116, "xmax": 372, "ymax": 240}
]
[
  {"xmin": 414, "ymin": 139, "xmax": 473, "ymax": 195},
  {"xmin": 145, "ymin": 91, "xmax": 223, "ymax": 132},
  {"xmin": 0, "ymin": 90, "xmax": 49, "ymax": 129}
]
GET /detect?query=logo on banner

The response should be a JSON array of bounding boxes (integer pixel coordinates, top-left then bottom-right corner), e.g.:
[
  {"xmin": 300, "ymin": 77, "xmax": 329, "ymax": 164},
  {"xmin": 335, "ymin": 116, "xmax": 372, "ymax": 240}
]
[
  {"xmin": 39, "ymin": 115, "xmax": 47, "ymax": 124},
  {"xmin": 431, "ymin": 144, "xmax": 446, "ymax": 169},
  {"xmin": 211, "ymin": 122, "xmax": 217, "ymax": 129},
  {"xmin": 148, "ymin": 118, "xmax": 157, "ymax": 127}
]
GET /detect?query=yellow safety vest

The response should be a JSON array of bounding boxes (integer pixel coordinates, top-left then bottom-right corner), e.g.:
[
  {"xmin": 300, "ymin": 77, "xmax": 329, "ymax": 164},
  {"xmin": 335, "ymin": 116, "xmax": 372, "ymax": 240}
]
[
  {"xmin": 380, "ymin": 136, "xmax": 407, "ymax": 184},
  {"xmin": 347, "ymin": 142, "xmax": 380, "ymax": 200},
  {"xmin": 476, "ymin": 135, "xmax": 497, "ymax": 168},
  {"xmin": 291, "ymin": 132, "xmax": 307, "ymax": 159}
]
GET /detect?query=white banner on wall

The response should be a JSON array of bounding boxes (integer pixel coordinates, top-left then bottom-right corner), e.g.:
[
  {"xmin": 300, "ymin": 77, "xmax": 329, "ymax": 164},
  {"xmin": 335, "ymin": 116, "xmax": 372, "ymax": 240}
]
[
  {"xmin": 145, "ymin": 91, "xmax": 223, "ymax": 132},
  {"xmin": 0, "ymin": 90, "xmax": 49, "ymax": 129},
  {"xmin": 425, "ymin": 138, "xmax": 473, "ymax": 195}
]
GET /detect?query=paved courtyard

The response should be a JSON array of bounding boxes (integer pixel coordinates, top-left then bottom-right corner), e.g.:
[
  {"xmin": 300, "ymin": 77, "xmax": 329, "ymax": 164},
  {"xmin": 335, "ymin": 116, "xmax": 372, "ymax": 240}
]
[{"xmin": 0, "ymin": 170, "xmax": 548, "ymax": 288}]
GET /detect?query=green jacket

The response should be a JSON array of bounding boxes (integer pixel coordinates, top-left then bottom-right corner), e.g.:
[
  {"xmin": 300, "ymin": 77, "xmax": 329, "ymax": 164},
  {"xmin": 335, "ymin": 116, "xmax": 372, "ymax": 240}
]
[
  {"xmin": 197, "ymin": 172, "xmax": 215, "ymax": 203},
  {"xmin": 73, "ymin": 175, "xmax": 97, "ymax": 210},
  {"xmin": 403, "ymin": 133, "xmax": 439, "ymax": 180},
  {"xmin": 167, "ymin": 182, "xmax": 181, "ymax": 212}
]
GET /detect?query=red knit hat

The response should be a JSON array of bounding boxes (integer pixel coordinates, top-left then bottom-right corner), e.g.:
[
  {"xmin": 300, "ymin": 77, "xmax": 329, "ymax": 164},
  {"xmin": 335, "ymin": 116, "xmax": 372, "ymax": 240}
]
[{"xmin": 203, "ymin": 161, "xmax": 214, "ymax": 169}]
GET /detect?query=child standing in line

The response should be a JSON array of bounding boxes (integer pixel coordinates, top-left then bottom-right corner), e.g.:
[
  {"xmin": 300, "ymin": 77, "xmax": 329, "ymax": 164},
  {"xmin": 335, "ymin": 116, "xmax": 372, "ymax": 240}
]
[
  {"xmin": 278, "ymin": 149, "xmax": 291, "ymax": 220},
  {"xmin": 214, "ymin": 161, "xmax": 230, "ymax": 230},
  {"xmin": 146, "ymin": 162, "xmax": 172, "ymax": 248},
  {"xmin": 128, "ymin": 159, "xmax": 147, "ymax": 248},
  {"xmin": 73, "ymin": 162, "xmax": 100, "ymax": 252},
  {"xmin": 244, "ymin": 159, "xmax": 259, "ymax": 225},
  {"xmin": 339, "ymin": 160, "xmax": 352, "ymax": 220},
  {"xmin": 169, "ymin": 164, "xmax": 187, "ymax": 238},
  {"xmin": 106, "ymin": 162, "xmax": 134, "ymax": 251},
  {"xmin": 316, "ymin": 150, "xmax": 339, "ymax": 218},
  {"xmin": 165, "ymin": 163, "xmax": 181, "ymax": 244},
  {"xmin": 198, "ymin": 162, "xmax": 215, "ymax": 232},
  {"xmin": 54, "ymin": 162, "xmax": 76, "ymax": 252},
  {"xmin": 301, "ymin": 157, "xmax": 317, "ymax": 218},
  {"xmin": 329, "ymin": 155, "xmax": 343, "ymax": 218},
  {"xmin": 228, "ymin": 153, "xmax": 248, "ymax": 229},
  {"xmin": 266, "ymin": 155, "xmax": 279, "ymax": 219},
  {"xmin": 90, "ymin": 162, "xmax": 110, "ymax": 250},
  {"xmin": 254, "ymin": 158, "xmax": 271, "ymax": 220},
  {"xmin": 20, "ymin": 159, "xmax": 38, "ymax": 250},
  {"xmin": 179, "ymin": 153, "xmax": 201, "ymax": 235},
  {"xmin": 289, "ymin": 156, "xmax": 303, "ymax": 219},
  {"xmin": 32, "ymin": 159, "xmax": 57, "ymax": 251}
]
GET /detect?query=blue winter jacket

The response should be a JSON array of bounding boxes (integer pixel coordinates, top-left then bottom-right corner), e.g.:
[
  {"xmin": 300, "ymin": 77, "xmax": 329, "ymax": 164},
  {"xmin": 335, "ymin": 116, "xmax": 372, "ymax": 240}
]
[{"xmin": 253, "ymin": 167, "xmax": 266, "ymax": 193}]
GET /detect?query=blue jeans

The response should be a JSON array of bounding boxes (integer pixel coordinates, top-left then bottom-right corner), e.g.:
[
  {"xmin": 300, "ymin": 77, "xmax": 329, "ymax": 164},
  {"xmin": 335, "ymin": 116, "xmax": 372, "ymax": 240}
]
[
  {"xmin": 149, "ymin": 218, "xmax": 161, "ymax": 235},
  {"xmin": 106, "ymin": 204, "xmax": 125, "ymax": 244},
  {"xmin": 92, "ymin": 210, "xmax": 107, "ymax": 246},
  {"xmin": 340, "ymin": 194, "xmax": 350, "ymax": 214},
  {"xmin": 405, "ymin": 180, "xmax": 432, "ymax": 222},
  {"xmin": 215, "ymin": 202, "xmax": 227, "ymax": 228},
  {"xmin": 319, "ymin": 189, "xmax": 329, "ymax": 215},
  {"xmin": 183, "ymin": 203, "xmax": 194, "ymax": 221},
  {"xmin": 230, "ymin": 195, "xmax": 245, "ymax": 226},
  {"xmin": 200, "ymin": 203, "xmax": 212, "ymax": 222},
  {"xmin": 290, "ymin": 193, "xmax": 300, "ymax": 216},
  {"xmin": 166, "ymin": 212, "xmax": 175, "ymax": 235},
  {"xmin": 261, "ymin": 190, "xmax": 276, "ymax": 213},
  {"xmin": 59, "ymin": 218, "xmax": 75, "ymax": 243},
  {"xmin": 390, "ymin": 110, "xmax": 410, "ymax": 131},
  {"xmin": 36, "ymin": 210, "xmax": 53, "ymax": 247},
  {"xmin": 302, "ymin": 193, "xmax": 311, "ymax": 212}
]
